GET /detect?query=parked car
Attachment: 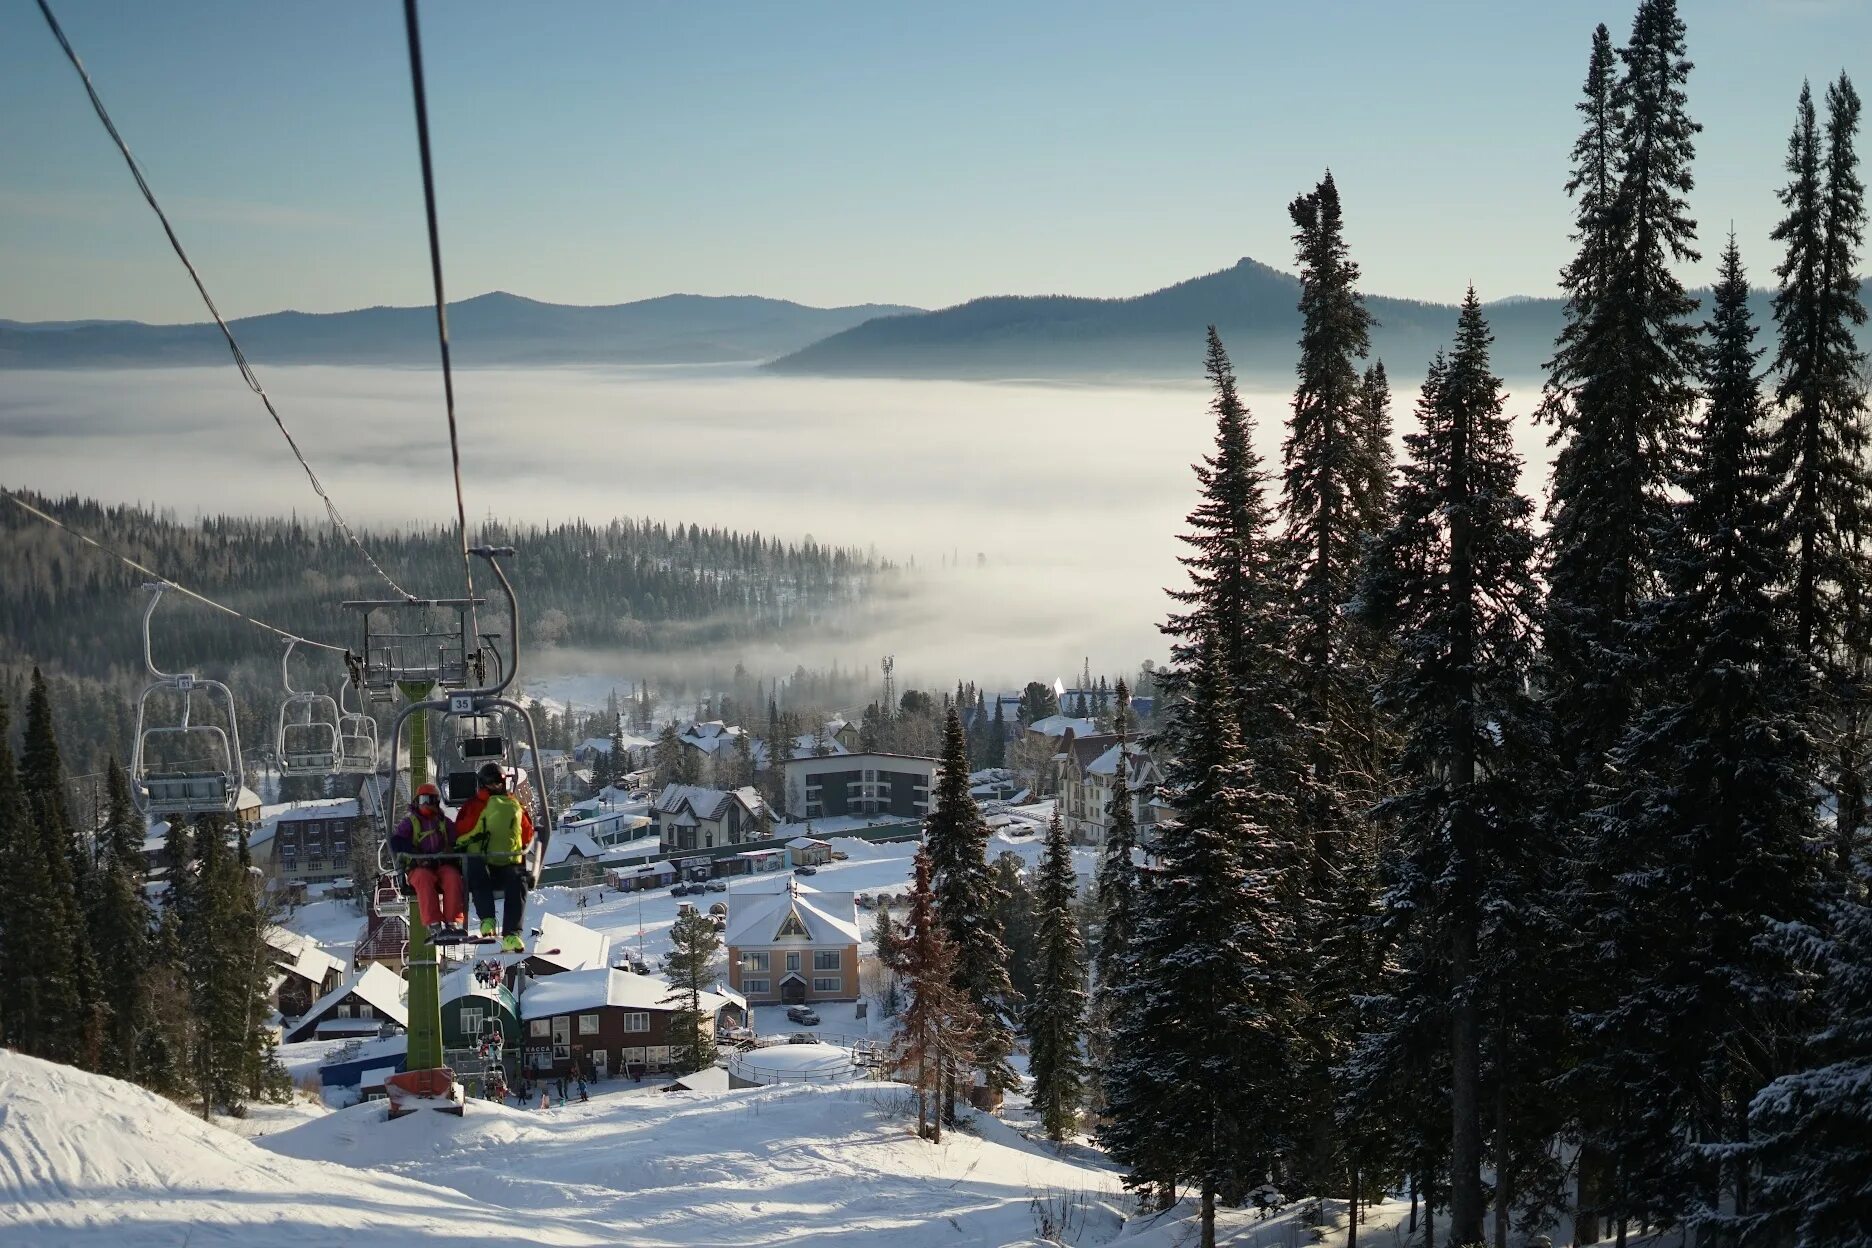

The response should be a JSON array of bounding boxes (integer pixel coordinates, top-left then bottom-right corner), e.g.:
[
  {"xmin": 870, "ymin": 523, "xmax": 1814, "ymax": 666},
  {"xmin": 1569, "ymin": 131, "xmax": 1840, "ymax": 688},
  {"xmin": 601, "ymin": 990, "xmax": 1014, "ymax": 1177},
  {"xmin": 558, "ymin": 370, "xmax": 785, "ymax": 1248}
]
[
  {"xmin": 830, "ymin": 850, "xmax": 849, "ymax": 861},
  {"xmin": 670, "ymin": 883, "xmax": 691, "ymax": 897},
  {"xmin": 793, "ymin": 865, "xmax": 818, "ymax": 876},
  {"xmin": 786, "ymin": 1005, "xmax": 821, "ymax": 1026},
  {"xmin": 855, "ymin": 893, "xmax": 873, "ymax": 909},
  {"xmin": 718, "ymin": 1024, "xmax": 757, "ymax": 1044},
  {"xmin": 787, "ymin": 1032, "xmax": 818, "ymax": 1044},
  {"xmin": 705, "ymin": 879, "xmax": 727, "ymax": 892}
]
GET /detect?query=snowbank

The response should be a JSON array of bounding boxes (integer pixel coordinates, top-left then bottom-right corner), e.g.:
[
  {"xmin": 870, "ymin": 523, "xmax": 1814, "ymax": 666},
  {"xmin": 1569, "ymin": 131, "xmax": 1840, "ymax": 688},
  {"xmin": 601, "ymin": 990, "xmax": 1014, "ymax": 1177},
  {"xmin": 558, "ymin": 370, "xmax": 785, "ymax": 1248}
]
[{"xmin": 0, "ymin": 1050, "xmax": 590, "ymax": 1246}]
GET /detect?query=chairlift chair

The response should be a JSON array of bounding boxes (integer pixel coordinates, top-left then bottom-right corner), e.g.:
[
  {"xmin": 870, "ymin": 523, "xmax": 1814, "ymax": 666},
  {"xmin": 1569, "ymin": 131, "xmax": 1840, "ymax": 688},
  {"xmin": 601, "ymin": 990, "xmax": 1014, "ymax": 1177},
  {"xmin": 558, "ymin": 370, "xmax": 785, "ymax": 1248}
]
[
  {"xmin": 130, "ymin": 584, "xmax": 245, "ymax": 817},
  {"xmin": 276, "ymin": 640, "xmax": 343, "ymax": 777},
  {"xmin": 337, "ymin": 680, "xmax": 380, "ymax": 774},
  {"xmin": 341, "ymin": 597, "xmax": 494, "ymax": 704}
]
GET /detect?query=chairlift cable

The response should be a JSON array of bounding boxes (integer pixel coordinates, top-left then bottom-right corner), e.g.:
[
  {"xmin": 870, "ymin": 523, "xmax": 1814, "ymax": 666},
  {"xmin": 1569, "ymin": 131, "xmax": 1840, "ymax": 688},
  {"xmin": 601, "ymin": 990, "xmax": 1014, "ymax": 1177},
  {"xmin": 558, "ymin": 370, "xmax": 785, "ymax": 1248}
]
[
  {"xmin": 2, "ymin": 489, "xmax": 347, "ymax": 655},
  {"xmin": 401, "ymin": 0, "xmax": 480, "ymax": 642},
  {"xmin": 32, "ymin": 0, "xmax": 421, "ymax": 604}
]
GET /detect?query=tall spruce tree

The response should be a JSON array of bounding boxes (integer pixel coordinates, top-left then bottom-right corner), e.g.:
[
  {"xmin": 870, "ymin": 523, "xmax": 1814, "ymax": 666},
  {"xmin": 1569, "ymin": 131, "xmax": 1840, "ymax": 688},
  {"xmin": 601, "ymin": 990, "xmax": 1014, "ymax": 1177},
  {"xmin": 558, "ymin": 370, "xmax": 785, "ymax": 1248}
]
[
  {"xmin": 1770, "ymin": 73, "xmax": 1870, "ymax": 871},
  {"xmin": 1283, "ymin": 170, "xmax": 1390, "ymax": 1195},
  {"xmin": 1104, "ymin": 632, "xmax": 1294, "ymax": 1248},
  {"xmin": 924, "ymin": 706, "xmax": 1019, "ymax": 1105},
  {"xmin": 91, "ymin": 759, "xmax": 151, "ymax": 1079},
  {"xmin": 1353, "ymin": 360, "xmax": 1395, "ymax": 534},
  {"xmin": 1088, "ymin": 679, "xmax": 1139, "ymax": 1112},
  {"xmin": 20, "ymin": 668, "xmax": 98, "ymax": 1065},
  {"xmin": 893, "ymin": 849, "xmax": 978, "ymax": 1143},
  {"xmin": 1025, "ymin": 810, "xmax": 1087, "ymax": 1142},
  {"xmin": 1539, "ymin": 6, "xmax": 1701, "ymax": 1232},
  {"xmin": 1357, "ymin": 291, "xmax": 1545, "ymax": 1246},
  {"xmin": 664, "ymin": 907, "xmax": 723, "ymax": 1075},
  {"xmin": 1584, "ymin": 239, "xmax": 1824, "ymax": 1234},
  {"xmin": 0, "ymin": 694, "xmax": 55, "ymax": 1057}
]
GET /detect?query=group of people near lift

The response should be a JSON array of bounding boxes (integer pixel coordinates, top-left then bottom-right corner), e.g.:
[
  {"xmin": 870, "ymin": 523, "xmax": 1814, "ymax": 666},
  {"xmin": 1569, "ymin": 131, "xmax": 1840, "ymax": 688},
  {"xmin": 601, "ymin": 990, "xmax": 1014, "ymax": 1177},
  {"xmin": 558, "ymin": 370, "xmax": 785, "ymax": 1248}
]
[{"xmin": 389, "ymin": 761, "xmax": 535, "ymax": 952}]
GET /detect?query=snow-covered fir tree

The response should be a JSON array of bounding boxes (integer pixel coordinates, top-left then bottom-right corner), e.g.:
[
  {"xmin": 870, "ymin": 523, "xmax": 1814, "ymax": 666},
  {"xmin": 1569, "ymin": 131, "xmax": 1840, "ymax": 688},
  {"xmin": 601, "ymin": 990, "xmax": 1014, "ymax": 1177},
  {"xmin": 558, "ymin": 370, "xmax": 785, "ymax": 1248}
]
[
  {"xmin": 1356, "ymin": 291, "xmax": 1547, "ymax": 1246},
  {"xmin": 924, "ymin": 706, "xmax": 1019, "ymax": 1107},
  {"xmin": 89, "ymin": 759, "xmax": 151, "ymax": 1081},
  {"xmin": 1104, "ymin": 632, "xmax": 1295, "ymax": 1248},
  {"xmin": 1282, "ymin": 169, "xmax": 1393, "ymax": 1197},
  {"xmin": 1770, "ymin": 73, "xmax": 1870, "ymax": 872},
  {"xmin": 19, "ymin": 670, "xmax": 100, "ymax": 1066},
  {"xmin": 1749, "ymin": 864, "xmax": 1872, "ymax": 1248},
  {"xmin": 1024, "ymin": 810, "xmax": 1086, "ymax": 1142},
  {"xmin": 1582, "ymin": 238, "xmax": 1827, "ymax": 1233},
  {"xmin": 1539, "ymin": 4, "xmax": 1703, "ymax": 1232},
  {"xmin": 892, "ymin": 848, "xmax": 978, "ymax": 1143},
  {"xmin": 664, "ymin": 907, "xmax": 723, "ymax": 1075}
]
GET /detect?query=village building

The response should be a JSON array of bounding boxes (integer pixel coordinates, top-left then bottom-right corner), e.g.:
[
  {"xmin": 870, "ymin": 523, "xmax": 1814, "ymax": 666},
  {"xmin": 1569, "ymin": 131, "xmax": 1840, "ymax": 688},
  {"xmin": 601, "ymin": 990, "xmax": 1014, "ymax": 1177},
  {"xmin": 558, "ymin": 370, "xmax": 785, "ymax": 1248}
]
[
  {"xmin": 261, "ymin": 798, "xmax": 364, "ymax": 889},
  {"xmin": 139, "ymin": 785, "xmax": 264, "ymax": 876},
  {"xmin": 652, "ymin": 783, "xmax": 767, "ymax": 853},
  {"xmin": 725, "ymin": 880, "xmax": 861, "ymax": 1006},
  {"xmin": 1054, "ymin": 730, "xmax": 1164, "ymax": 846},
  {"xmin": 781, "ymin": 752, "xmax": 938, "ymax": 822},
  {"xmin": 523, "ymin": 911, "xmax": 612, "ymax": 977},
  {"xmin": 263, "ymin": 926, "xmax": 347, "ymax": 1019},
  {"xmin": 518, "ymin": 967, "xmax": 745, "ymax": 1080},
  {"xmin": 674, "ymin": 720, "xmax": 758, "ymax": 786},
  {"xmin": 284, "ymin": 961, "xmax": 409, "ymax": 1043},
  {"xmin": 607, "ymin": 859, "xmax": 678, "ymax": 892}
]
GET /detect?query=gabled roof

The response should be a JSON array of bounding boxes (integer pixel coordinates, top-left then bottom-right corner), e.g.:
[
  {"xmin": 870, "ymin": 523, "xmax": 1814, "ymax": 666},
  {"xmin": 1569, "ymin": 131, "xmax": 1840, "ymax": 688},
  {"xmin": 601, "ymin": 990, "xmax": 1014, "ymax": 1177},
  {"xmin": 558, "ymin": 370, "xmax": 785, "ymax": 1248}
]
[
  {"xmin": 544, "ymin": 830, "xmax": 604, "ymax": 865},
  {"xmin": 264, "ymin": 925, "xmax": 346, "ymax": 986},
  {"xmin": 724, "ymin": 881, "xmax": 861, "ymax": 948},
  {"xmin": 520, "ymin": 967, "xmax": 738, "ymax": 1020},
  {"xmin": 531, "ymin": 912, "xmax": 610, "ymax": 973},
  {"xmin": 439, "ymin": 964, "xmax": 517, "ymax": 1012},
  {"xmin": 654, "ymin": 784, "xmax": 763, "ymax": 821},
  {"xmin": 295, "ymin": 962, "xmax": 408, "ymax": 1034}
]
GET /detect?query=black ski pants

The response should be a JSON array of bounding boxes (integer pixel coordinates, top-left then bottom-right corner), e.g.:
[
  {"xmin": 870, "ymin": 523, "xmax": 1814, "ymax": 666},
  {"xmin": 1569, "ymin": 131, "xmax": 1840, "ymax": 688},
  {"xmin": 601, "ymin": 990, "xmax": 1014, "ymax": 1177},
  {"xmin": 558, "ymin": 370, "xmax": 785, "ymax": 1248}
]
[{"xmin": 467, "ymin": 859, "xmax": 527, "ymax": 936}]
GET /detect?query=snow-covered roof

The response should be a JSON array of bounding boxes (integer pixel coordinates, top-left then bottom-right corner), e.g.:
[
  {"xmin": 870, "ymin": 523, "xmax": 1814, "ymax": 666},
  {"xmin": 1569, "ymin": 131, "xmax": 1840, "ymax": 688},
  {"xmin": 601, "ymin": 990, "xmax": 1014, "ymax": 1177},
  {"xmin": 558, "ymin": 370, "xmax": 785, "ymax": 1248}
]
[
  {"xmin": 545, "ymin": 830, "xmax": 604, "ymax": 865},
  {"xmin": 789, "ymin": 732, "xmax": 850, "ymax": 759},
  {"xmin": 665, "ymin": 1065, "xmax": 733, "ymax": 1092},
  {"xmin": 1028, "ymin": 715, "xmax": 1099, "ymax": 738},
  {"xmin": 654, "ymin": 784, "xmax": 763, "ymax": 821},
  {"xmin": 786, "ymin": 836, "xmax": 829, "ymax": 850},
  {"xmin": 439, "ymin": 963, "xmax": 513, "ymax": 1007},
  {"xmin": 531, "ymin": 913, "xmax": 610, "ymax": 973},
  {"xmin": 724, "ymin": 883, "xmax": 861, "ymax": 948},
  {"xmin": 677, "ymin": 721, "xmax": 750, "ymax": 755},
  {"xmin": 296, "ymin": 962, "xmax": 408, "ymax": 1032},
  {"xmin": 264, "ymin": 925, "xmax": 346, "ymax": 985},
  {"xmin": 521, "ymin": 968, "xmax": 737, "ymax": 1020}
]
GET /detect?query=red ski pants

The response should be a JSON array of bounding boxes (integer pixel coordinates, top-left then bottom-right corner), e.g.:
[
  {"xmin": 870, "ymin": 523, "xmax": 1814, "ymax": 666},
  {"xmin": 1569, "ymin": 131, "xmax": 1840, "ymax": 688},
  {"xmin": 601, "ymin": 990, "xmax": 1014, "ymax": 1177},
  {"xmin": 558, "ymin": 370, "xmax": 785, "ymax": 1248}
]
[{"xmin": 408, "ymin": 863, "xmax": 466, "ymax": 927}]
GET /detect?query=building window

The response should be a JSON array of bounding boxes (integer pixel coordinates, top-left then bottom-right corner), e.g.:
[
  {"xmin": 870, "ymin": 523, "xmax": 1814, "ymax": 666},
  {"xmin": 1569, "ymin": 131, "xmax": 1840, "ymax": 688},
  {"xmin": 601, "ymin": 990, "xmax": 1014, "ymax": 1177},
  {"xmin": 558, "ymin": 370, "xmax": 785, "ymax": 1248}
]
[
  {"xmin": 530, "ymin": 1019, "xmax": 551, "ymax": 1038},
  {"xmin": 813, "ymin": 950, "xmax": 841, "ymax": 972},
  {"xmin": 745, "ymin": 952, "xmax": 770, "ymax": 972},
  {"xmin": 578, "ymin": 1013, "xmax": 601, "ymax": 1036},
  {"xmin": 743, "ymin": 978, "xmax": 770, "ymax": 995},
  {"xmin": 622, "ymin": 1012, "xmax": 650, "ymax": 1033},
  {"xmin": 786, "ymin": 951, "xmax": 801, "ymax": 972},
  {"xmin": 777, "ymin": 912, "xmax": 808, "ymax": 939},
  {"xmin": 460, "ymin": 1007, "xmax": 483, "ymax": 1035},
  {"xmin": 812, "ymin": 977, "xmax": 841, "ymax": 994}
]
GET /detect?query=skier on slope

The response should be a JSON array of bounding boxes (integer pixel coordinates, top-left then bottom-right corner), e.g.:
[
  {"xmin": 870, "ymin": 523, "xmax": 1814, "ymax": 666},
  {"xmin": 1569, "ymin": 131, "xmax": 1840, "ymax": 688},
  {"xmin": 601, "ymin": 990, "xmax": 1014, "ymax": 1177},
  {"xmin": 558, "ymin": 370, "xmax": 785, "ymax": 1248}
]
[
  {"xmin": 390, "ymin": 781, "xmax": 468, "ymax": 942},
  {"xmin": 456, "ymin": 761, "xmax": 535, "ymax": 952}
]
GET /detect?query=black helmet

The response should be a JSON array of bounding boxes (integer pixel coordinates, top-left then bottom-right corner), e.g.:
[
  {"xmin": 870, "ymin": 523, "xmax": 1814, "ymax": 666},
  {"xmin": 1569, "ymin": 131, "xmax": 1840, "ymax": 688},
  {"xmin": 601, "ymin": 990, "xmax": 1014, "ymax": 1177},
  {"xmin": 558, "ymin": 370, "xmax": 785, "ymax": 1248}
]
[{"xmin": 478, "ymin": 762, "xmax": 507, "ymax": 789}]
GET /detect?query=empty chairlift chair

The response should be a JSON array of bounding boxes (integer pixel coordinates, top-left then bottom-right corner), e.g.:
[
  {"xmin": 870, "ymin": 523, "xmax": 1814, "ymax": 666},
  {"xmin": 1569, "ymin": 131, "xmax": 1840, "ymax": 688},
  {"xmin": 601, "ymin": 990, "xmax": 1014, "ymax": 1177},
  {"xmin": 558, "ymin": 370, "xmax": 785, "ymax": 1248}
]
[
  {"xmin": 337, "ymin": 680, "xmax": 381, "ymax": 775},
  {"xmin": 276, "ymin": 639, "xmax": 343, "ymax": 777},
  {"xmin": 130, "ymin": 583, "xmax": 245, "ymax": 817}
]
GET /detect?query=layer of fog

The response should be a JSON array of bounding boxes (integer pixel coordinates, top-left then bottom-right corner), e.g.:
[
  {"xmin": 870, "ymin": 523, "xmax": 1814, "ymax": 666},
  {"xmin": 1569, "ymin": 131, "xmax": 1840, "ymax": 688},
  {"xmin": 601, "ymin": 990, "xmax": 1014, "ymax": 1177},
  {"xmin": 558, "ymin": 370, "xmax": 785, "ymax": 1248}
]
[{"xmin": 0, "ymin": 364, "xmax": 1552, "ymax": 691}]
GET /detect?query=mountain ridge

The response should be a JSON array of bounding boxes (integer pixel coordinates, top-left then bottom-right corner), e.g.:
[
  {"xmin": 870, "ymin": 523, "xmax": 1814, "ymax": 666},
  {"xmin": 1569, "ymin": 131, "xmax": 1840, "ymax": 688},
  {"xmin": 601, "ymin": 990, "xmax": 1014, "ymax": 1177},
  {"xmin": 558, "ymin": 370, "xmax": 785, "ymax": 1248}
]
[{"xmin": 0, "ymin": 291, "xmax": 923, "ymax": 369}]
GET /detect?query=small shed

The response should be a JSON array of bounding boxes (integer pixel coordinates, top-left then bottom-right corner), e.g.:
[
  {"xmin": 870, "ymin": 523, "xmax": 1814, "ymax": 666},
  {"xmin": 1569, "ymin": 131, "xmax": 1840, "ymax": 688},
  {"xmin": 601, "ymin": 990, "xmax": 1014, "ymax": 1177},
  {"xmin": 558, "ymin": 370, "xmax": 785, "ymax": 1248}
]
[
  {"xmin": 785, "ymin": 837, "xmax": 832, "ymax": 868},
  {"xmin": 607, "ymin": 860, "xmax": 677, "ymax": 893}
]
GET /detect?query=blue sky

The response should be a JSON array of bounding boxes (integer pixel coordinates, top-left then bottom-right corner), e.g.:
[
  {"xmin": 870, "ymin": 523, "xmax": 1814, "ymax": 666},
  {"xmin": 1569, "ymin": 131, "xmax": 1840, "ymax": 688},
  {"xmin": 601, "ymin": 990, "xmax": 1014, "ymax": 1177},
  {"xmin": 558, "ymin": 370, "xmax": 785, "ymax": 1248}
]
[{"xmin": 1, "ymin": 0, "xmax": 1865, "ymax": 322}]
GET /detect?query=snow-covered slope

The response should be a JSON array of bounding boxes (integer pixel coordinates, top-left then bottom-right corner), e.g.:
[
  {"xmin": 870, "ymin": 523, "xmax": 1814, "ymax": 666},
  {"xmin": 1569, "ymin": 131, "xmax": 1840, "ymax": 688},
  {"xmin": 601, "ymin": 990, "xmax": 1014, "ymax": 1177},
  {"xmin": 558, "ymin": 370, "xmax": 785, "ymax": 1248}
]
[
  {"xmin": 265, "ymin": 1077, "xmax": 1126, "ymax": 1245},
  {"xmin": 0, "ymin": 1050, "xmax": 588, "ymax": 1246},
  {"xmin": 0, "ymin": 1049, "xmax": 1125, "ymax": 1246}
]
